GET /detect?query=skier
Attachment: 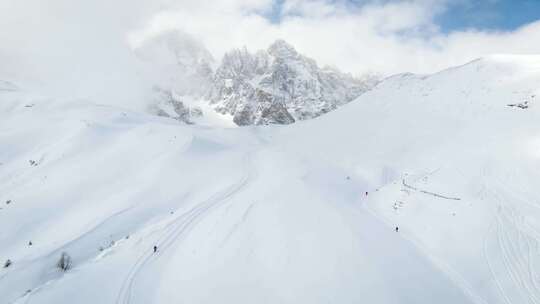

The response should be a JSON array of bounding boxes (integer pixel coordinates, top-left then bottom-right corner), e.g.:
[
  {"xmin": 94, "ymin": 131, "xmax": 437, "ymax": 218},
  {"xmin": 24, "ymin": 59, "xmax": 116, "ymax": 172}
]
[
  {"xmin": 153, "ymin": 245, "xmax": 157, "ymax": 253},
  {"xmin": 395, "ymin": 226, "xmax": 399, "ymax": 232},
  {"xmin": 28, "ymin": 241, "xmax": 32, "ymax": 246},
  {"xmin": 365, "ymin": 191, "xmax": 368, "ymax": 196}
]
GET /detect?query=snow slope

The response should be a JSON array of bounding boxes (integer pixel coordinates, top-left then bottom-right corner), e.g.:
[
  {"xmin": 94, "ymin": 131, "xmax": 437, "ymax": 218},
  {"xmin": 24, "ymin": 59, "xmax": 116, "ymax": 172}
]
[
  {"xmin": 1, "ymin": 55, "xmax": 540, "ymax": 304},
  {"xmin": 132, "ymin": 30, "xmax": 215, "ymax": 97}
]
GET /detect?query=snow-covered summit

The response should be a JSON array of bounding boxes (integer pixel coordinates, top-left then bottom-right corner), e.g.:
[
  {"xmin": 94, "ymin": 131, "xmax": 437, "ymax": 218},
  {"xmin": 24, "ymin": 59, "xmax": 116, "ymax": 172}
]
[
  {"xmin": 132, "ymin": 31, "xmax": 217, "ymax": 124},
  {"xmin": 267, "ymin": 39, "xmax": 299, "ymax": 58},
  {"xmin": 208, "ymin": 40, "xmax": 375, "ymax": 125},
  {"xmin": 134, "ymin": 35, "xmax": 376, "ymax": 126}
]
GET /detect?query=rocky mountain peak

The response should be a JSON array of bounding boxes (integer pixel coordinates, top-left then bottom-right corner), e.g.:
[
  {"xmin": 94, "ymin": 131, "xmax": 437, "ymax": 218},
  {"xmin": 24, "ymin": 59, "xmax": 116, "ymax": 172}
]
[
  {"xmin": 144, "ymin": 35, "xmax": 377, "ymax": 126},
  {"xmin": 268, "ymin": 39, "xmax": 298, "ymax": 58},
  {"xmin": 209, "ymin": 40, "xmax": 377, "ymax": 125}
]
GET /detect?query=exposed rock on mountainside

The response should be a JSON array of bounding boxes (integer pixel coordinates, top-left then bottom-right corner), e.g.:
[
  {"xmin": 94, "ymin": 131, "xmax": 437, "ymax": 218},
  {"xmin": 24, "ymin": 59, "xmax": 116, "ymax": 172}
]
[
  {"xmin": 149, "ymin": 87, "xmax": 202, "ymax": 124},
  {"xmin": 209, "ymin": 40, "xmax": 375, "ymax": 125},
  {"xmin": 232, "ymin": 89, "xmax": 295, "ymax": 125},
  {"xmin": 136, "ymin": 33, "xmax": 376, "ymax": 126}
]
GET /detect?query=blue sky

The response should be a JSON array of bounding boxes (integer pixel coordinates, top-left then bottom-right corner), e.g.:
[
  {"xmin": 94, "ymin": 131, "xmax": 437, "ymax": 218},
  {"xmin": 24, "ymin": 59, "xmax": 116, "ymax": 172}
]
[
  {"xmin": 269, "ymin": 0, "xmax": 540, "ymax": 32},
  {"xmin": 3, "ymin": 0, "xmax": 540, "ymax": 81},
  {"xmin": 438, "ymin": 0, "xmax": 540, "ymax": 32}
]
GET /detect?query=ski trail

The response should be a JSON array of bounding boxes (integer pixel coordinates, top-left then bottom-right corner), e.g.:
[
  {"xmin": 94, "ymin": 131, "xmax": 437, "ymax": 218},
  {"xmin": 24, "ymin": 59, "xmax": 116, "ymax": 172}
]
[
  {"xmin": 115, "ymin": 152, "xmax": 256, "ymax": 304},
  {"xmin": 483, "ymin": 178, "xmax": 540, "ymax": 304},
  {"xmin": 364, "ymin": 191, "xmax": 488, "ymax": 304},
  {"xmin": 483, "ymin": 218, "xmax": 512, "ymax": 304},
  {"xmin": 402, "ymin": 179, "xmax": 461, "ymax": 201},
  {"xmin": 4, "ymin": 203, "xmax": 145, "ymax": 304}
]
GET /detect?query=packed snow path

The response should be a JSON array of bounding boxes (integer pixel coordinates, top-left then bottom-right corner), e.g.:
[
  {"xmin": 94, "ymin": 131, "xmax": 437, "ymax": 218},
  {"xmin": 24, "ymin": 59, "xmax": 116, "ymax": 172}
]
[
  {"xmin": 482, "ymin": 178, "xmax": 540, "ymax": 304},
  {"xmin": 402, "ymin": 179, "xmax": 461, "ymax": 201},
  {"xmin": 116, "ymin": 152, "xmax": 256, "ymax": 304}
]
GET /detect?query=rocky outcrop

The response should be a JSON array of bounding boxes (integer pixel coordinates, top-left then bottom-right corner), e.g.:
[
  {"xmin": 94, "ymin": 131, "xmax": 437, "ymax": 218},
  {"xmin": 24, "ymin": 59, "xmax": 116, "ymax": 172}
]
[
  {"xmin": 149, "ymin": 87, "xmax": 202, "ymax": 124},
  {"xmin": 209, "ymin": 40, "xmax": 376, "ymax": 125},
  {"xmin": 138, "ymin": 33, "xmax": 377, "ymax": 126},
  {"xmin": 233, "ymin": 89, "xmax": 295, "ymax": 126}
]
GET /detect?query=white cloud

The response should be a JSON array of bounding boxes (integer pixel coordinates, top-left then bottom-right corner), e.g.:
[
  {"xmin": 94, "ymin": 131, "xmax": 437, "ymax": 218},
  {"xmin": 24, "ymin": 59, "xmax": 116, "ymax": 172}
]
[
  {"xmin": 129, "ymin": 0, "xmax": 540, "ymax": 77},
  {"xmin": 1, "ymin": 0, "xmax": 539, "ymax": 107}
]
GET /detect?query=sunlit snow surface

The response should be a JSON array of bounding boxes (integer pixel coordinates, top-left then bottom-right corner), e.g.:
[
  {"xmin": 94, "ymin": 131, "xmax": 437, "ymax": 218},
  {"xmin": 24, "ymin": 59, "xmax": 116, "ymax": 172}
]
[{"xmin": 1, "ymin": 55, "xmax": 540, "ymax": 304}]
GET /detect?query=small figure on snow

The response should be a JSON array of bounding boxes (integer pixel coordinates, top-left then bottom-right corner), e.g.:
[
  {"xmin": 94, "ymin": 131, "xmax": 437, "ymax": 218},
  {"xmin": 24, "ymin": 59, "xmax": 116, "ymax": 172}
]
[
  {"xmin": 365, "ymin": 191, "xmax": 368, "ymax": 196},
  {"xmin": 395, "ymin": 226, "xmax": 399, "ymax": 232},
  {"xmin": 153, "ymin": 246, "xmax": 158, "ymax": 253},
  {"xmin": 28, "ymin": 241, "xmax": 32, "ymax": 246},
  {"xmin": 4, "ymin": 259, "xmax": 12, "ymax": 268}
]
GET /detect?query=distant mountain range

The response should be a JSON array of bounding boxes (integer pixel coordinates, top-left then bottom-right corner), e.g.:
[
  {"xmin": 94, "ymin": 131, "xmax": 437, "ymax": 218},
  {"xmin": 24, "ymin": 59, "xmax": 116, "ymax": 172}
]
[{"xmin": 134, "ymin": 31, "xmax": 378, "ymax": 126}]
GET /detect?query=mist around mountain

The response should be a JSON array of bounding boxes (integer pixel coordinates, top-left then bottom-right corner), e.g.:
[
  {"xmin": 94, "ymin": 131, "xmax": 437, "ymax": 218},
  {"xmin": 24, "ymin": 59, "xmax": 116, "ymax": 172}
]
[
  {"xmin": 208, "ymin": 39, "xmax": 376, "ymax": 125},
  {"xmin": 135, "ymin": 32, "xmax": 378, "ymax": 126}
]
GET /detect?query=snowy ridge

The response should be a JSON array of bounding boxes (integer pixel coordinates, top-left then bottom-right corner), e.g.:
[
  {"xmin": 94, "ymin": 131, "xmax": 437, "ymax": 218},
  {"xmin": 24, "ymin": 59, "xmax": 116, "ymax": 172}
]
[
  {"xmin": 1, "ymin": 55, "xmax": 540, "ymax": 304},
  {"xmin": 137, "ymin": 36, "xmax": 376, "ymax": 126},
  {"xmin": 208, "ymin": 40, "xmax": 375, "ymax": 125}
]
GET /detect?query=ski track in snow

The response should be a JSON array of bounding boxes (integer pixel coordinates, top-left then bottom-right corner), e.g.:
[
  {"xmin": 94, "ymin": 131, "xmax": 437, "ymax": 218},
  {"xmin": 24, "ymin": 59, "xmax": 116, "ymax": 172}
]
[
  {"xmin": 3, "ymin": 202, "xmax": 143, "ymax": 304},
  {"xmin": 400, "ymin": 171, "xmax": 540, "ymax": 304},
  {"xmin": 483, "ymin": 179, "xmax": 540, "ymax": 304},
  {"xmin": 115, "ymin": 151, "xmax": 256, "ymax": 304},
  {"xmin": 368, "ymin": 174, "xmax": 489, "ymax": 304},
  {"xmin": 402, "ymin": 179, "xmax": 461, "ymax": 201},
  {"xmin": 4, "ymin": 54, "xmax": 540, "ymax": 304}
]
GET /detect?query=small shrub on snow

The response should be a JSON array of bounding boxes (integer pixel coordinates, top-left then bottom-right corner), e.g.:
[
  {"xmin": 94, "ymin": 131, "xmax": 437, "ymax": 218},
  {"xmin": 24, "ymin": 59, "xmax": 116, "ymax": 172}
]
[{"xmin": 57, "ymin": 252, "xmax": 72, "ymax": 271}]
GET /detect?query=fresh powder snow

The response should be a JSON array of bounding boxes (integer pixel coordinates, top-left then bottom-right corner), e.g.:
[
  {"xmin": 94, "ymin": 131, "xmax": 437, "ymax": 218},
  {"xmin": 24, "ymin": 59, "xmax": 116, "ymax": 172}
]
[{"xmin": 1, "ymin": 55, "xmax": 540, "ymax": 304}]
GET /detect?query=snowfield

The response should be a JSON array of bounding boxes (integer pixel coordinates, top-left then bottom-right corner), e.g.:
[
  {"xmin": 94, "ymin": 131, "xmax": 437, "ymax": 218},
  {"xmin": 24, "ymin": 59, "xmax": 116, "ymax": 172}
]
[{"xmin": 1, "ymin": 55, "xmax": 540, "ymax": 304}]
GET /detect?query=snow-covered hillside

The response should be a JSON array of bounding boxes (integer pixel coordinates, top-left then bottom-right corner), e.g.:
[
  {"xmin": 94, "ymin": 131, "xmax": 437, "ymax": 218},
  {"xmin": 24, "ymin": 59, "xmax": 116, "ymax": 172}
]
[{"xmin": 1, "ymin": 55, "xmax": 540, "ymax": 304}]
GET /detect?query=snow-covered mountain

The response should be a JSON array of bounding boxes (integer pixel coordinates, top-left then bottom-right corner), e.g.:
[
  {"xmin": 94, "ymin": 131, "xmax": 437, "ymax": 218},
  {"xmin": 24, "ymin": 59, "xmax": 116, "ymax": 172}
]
[
  {"xmin": 132, "ymin": 30, "xmax": 215, "ymax": 124},
  {"xmin": 137, "ymin": 35, "xmax": 376, "ymax": 126},
  {"xmin": 2, "ymin": 55, "xmax": 540, "ymax": 304},
  {"xmin": 208, "ymin": 40, "xmax": 375, "ymax": 125}
]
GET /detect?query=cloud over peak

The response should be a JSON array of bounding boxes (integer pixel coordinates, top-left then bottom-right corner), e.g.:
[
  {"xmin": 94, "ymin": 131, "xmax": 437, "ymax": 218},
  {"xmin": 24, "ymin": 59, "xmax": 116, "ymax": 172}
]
[{"xmin": 1, "ymin": 0, "xmax": 538, "ymax": 108}]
